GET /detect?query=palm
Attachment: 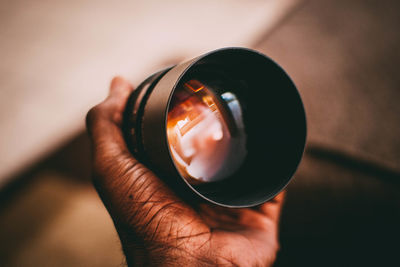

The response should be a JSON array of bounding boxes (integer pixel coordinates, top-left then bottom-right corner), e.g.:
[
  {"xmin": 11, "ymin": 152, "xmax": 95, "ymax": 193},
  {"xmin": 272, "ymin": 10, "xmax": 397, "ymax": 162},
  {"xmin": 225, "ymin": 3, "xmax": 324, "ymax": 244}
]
[
  {"xmin": 109, "ymin": 166, "xmax": 282, "ymax": 267},
  {"xmin": 142, "ymin": 192, "xmax": 282, "ymax": 266},
  {"xmin": 197, "ymin": 203, "xmax": 280, "ymax": 266}
]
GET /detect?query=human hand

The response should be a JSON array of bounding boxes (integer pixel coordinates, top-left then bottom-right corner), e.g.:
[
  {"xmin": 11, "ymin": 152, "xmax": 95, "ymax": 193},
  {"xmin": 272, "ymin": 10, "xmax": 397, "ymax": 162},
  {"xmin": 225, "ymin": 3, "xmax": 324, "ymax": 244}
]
[{"xmin": 86, "ymin": 76, "xmax": 285, "ymax": 266}]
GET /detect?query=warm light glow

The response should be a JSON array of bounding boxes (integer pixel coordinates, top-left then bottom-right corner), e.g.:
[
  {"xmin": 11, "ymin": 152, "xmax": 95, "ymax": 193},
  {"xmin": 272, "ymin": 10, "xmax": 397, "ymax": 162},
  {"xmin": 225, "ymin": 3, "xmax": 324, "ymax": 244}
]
[
  {"xmin": 185, "ymin": 80, "xmax": 205, "ymax": 92},
  {"xmin": 167, "ymin": 79, "xmax": 246, "ymax": 184}
]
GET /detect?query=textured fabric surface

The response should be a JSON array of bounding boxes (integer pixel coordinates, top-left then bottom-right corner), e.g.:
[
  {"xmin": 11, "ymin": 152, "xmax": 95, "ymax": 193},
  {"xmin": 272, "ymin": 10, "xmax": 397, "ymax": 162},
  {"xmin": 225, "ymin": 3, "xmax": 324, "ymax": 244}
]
[
  {"xmin": 255, "ymin": 0, "xmax": 400, "ymax": 265},
  {"xmin": 257, "ymin": 0, "xmax": 400, "ymax": 172},
  {"xmin": 276, "ymin": 153, "xmax": 400, "ymax": 266}
]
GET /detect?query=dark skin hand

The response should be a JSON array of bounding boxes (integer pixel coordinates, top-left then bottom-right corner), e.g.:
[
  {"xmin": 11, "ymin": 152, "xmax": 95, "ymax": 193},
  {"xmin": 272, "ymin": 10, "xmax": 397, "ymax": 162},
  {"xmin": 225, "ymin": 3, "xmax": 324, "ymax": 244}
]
[{"xmin": 86, "ymin": 76, "xmax": 285, "ymax": 266}]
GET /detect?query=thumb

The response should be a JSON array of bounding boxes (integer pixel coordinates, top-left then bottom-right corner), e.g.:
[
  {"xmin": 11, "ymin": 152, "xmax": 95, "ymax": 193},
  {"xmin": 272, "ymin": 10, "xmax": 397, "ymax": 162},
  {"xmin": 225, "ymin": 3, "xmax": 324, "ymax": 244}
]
[{"xmin": 85, "ymin": 76, "xmax": 195, "ymax": 234}]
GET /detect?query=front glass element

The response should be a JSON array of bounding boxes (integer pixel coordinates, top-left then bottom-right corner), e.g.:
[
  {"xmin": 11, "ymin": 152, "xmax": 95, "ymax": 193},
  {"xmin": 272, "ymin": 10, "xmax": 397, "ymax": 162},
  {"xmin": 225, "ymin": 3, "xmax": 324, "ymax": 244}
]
[{"xmin": 167, "ymin": 79, "xmax": 247, "ymax": 184}]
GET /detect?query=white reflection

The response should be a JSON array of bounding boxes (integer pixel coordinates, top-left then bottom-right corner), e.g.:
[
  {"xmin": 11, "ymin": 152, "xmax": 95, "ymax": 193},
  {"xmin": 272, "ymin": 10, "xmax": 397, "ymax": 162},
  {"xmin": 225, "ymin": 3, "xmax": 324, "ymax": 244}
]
[{"xmin": 167, "ymin": 80, "xmax": 246, "ymax": 183}]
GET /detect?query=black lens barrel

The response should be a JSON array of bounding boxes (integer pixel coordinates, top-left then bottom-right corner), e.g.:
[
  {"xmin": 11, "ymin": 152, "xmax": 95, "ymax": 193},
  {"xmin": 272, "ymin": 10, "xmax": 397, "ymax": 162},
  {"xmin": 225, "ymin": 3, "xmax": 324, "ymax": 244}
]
[{"xmin": 123, "ymin": 47, "xmax": 306, "ymax": 208}]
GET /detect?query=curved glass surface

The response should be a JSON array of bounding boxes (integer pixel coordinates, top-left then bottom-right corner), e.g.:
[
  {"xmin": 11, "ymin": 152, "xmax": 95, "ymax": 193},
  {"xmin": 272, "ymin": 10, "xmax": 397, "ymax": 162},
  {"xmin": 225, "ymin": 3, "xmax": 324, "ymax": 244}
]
[{"xmin": 167, "ymin": 79, "xmax": 247, "ymax": 184}]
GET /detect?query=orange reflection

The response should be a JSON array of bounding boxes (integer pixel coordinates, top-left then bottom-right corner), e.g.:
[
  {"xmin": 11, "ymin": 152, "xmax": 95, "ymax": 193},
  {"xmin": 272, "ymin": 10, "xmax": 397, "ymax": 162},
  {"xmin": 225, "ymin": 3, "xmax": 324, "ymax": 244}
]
[{"xmin": 167, "ymin": 80, "xmax": 231, "ymax": 183}]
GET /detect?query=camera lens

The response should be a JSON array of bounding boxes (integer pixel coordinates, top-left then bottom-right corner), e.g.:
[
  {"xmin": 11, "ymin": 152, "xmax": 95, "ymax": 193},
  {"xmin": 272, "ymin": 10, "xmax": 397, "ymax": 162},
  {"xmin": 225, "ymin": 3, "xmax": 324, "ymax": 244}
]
[{"xmin": 123, "ymin": 47, "xmax": 306, "ymax": 207}]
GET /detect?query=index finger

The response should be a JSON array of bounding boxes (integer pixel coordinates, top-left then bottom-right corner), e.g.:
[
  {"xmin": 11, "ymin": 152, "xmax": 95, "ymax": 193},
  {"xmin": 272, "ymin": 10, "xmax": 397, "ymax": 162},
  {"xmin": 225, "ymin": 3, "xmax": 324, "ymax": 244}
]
[{"xmin": 86, "ymin": 76, "xmax": 134, "ymax": 161}]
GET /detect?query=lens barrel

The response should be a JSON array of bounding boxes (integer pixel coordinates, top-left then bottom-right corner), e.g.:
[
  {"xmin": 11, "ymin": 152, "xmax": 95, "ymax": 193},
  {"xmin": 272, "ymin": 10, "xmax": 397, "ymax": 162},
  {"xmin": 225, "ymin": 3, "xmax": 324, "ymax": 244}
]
[{"xmin": 123, "ymin": 47, "xmax": 306, "ymax": 208}]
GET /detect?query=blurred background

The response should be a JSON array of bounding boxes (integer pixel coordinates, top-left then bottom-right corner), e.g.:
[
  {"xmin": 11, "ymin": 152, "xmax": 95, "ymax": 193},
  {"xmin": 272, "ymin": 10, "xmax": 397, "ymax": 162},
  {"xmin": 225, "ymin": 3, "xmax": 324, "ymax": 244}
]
[{"xmin": 0, "ymin": 0, "xmax": 399, "ymax": 266}]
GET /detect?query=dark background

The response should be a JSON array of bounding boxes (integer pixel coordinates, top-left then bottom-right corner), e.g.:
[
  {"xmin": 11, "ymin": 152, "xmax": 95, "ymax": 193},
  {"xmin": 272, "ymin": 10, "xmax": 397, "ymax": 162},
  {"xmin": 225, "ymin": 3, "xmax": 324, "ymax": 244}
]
[{"xmin": 256, "ymin": 1, "xmax": 400, "ymax": 265}]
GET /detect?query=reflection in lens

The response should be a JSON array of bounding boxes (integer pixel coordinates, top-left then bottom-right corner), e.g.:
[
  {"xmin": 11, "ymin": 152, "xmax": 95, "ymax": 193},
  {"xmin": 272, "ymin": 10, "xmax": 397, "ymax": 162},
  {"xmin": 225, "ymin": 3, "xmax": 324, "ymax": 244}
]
[{"xmin": 167, "ymin": 79, "xmax": 247, "ymax": 184}]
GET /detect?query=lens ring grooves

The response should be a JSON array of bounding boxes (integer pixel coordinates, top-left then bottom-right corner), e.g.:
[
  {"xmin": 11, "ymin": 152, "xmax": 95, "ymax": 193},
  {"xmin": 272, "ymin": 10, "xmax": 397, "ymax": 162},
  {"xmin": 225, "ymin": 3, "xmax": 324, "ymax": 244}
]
[
  {"xmin": 123, "ymin": 47, "xmax": 307, "ymax": 207},
  {"xmin": 123, "ymin": 68, "xmax": 171, "ymax": 159}
]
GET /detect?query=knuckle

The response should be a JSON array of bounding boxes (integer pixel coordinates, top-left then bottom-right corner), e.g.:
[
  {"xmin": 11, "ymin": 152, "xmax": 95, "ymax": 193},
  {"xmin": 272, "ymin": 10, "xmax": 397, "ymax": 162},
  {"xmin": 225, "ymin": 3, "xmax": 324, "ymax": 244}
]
[
  {"xmin": 86, "ymin": 103, "xmax": 108, "ymax": 129},
  {"xmin": 86, "ymin": 105, "xmax": 100, "ymax": 128}
]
